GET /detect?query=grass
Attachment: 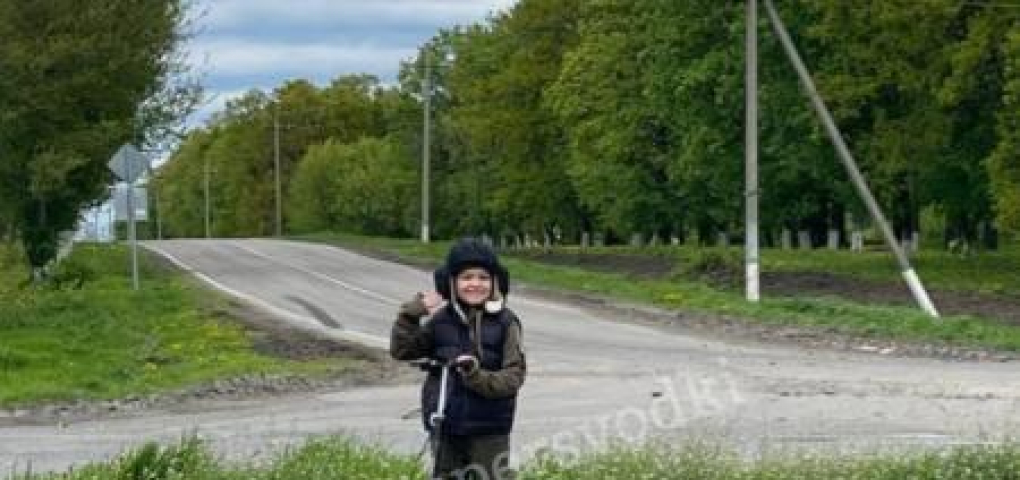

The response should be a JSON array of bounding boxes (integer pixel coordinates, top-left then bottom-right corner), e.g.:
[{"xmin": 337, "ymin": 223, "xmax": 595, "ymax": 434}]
[
  {"xmin": 294, "ymin": 232, "xmax": 1020, "ymax": 353},
  {"xmin": 0, "ymin": 243, "xmax": 354, "ymax": 407},
  {"xmin": 13, "ymin": 436, "xmax": 1020, "ymax": 479}
]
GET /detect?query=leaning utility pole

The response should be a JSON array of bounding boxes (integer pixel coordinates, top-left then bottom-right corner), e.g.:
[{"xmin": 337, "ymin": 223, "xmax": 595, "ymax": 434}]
[
  {"xmin": 763, "ymin": 0, "xmax": 939, "ymax": 318},
  {"xmin": 745, "ymin": 0, "xmax": 760, "ymax": 303}
]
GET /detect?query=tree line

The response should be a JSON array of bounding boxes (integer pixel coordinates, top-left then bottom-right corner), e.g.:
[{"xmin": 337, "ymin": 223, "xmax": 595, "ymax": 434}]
[{"xmin": 155, "ymin": 0, "xmax": 1019, "ymax": 250}]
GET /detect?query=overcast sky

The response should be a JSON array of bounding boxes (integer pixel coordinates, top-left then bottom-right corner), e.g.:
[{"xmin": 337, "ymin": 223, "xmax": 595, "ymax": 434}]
[{"xmin": 187, "ymin": 0, "xmax": 517, "ymax": 125}]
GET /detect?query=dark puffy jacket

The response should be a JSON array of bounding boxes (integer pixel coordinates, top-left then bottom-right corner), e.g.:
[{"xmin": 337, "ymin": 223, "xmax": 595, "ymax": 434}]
[{"xmin": 390, "ymin": 299, "xmax": 526, "ymax": 436}]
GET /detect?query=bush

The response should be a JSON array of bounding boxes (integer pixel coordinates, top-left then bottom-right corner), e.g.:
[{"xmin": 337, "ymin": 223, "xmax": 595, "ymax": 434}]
[{"xmin": 676, "ymin": 249, "xmax": 742, "ymax": 285}]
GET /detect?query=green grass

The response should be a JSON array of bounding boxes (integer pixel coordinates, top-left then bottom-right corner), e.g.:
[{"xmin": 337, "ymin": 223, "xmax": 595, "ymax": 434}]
[
  {"xmin": 524, "ymin": 442, "xmax": 1020, "ymax": 479},
  {"xmin": 0, "ymin": 243, "xmax": 353, "ymax": 407},
  {"xmin": 295, "ymin": 233, "xmax": 1020, "ymax": 353},
  {"xmin": 14, "ymin": 437, "xmax": 1020, "ymax": 479}
]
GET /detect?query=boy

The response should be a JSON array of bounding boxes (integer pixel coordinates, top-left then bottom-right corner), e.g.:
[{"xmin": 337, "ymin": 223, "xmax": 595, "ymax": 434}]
[{"xmin": 391, "ymin": 237, "xmax": 526, "ymax": 479}]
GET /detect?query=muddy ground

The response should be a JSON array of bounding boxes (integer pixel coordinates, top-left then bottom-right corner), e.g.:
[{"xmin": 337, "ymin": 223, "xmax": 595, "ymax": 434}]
[{"xmin": 507, "ymin": 251, "xmax": 1020, "ymax": 327}]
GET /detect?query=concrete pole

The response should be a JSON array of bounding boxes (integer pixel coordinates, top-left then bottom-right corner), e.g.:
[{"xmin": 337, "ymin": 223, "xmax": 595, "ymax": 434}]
[
  {"xmin": 274, "ymin": 105, "xmax": 283, "ymax": 237},
  {"xmin": 204, "ymin": 156, "xmax": 211, "ymax": 239},
  {"xmin": 93, "ymin": 206, "xmax": 101, "ymax": 241},
  {"xmin": 746, "ymin": 0, "xmax": 761, "ymax": 303},
  {"xmin": 126, "ymin": 182, "xmax": 139, "ymax": 290},
  {"xmin": 155, "ymin": 187, "xmax": 163, "ymax": 240},
  {"xmin": 422, "ymin": 56, "xmax": 432, "ymax": 244},
  {"xmin": 763, "ymin": 0, "xmax": 939, "ymax": 317}
]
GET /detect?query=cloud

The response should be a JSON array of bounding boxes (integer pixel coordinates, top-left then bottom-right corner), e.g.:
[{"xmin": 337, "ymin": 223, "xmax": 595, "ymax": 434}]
[
  {"xmin": 185, "ymin": 0, "xmax": 517, "ymax": 125},
  {"xmin": 190, "ymin": 38, "xmax": 414, "ymax": 88},
  {"xmin": 198, "ymin": 0, "xmax": 515, "ymax": 32},
  {"xmin": 191, "ymin": 87, "xmax": 253, "ymax": 124}
]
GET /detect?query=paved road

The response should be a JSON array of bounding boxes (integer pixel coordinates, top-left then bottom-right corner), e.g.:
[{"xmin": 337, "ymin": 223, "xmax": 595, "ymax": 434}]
[{"xmin": 2, "ymin": 239, "xmax": 1018, "ymax": 474}]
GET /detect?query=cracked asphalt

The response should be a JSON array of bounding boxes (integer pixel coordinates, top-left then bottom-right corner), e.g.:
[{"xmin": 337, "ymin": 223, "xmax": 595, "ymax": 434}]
[{"xmin": 2, "ymin": 238, "xmax": 1017, "ymax": 474}]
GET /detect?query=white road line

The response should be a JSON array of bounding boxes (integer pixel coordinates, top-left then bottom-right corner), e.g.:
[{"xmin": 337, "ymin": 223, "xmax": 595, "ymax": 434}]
[
  {"xmin": 230, "ymin": 242, "xmax": 401, "ymax": 306},
  {"xmin": 240, "ymin": 239, "xmax": 587, "ymax": 316},
  {"xmin": 246, "ymin": 239, "xmax": 585, "ymax": 315},
  {"xmin": 142, "ymin": 244, "xmax": 389, "ymax": 350}
]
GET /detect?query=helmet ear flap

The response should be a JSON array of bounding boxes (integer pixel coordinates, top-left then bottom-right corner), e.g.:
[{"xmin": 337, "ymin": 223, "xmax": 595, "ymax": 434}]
[
  {"xmin": 496, "ymin": 264, "xmax": 509, "ymax": 298},
  {"xmin": 433, "ymin": 266, "xmax": 452, "ymax": 300}
]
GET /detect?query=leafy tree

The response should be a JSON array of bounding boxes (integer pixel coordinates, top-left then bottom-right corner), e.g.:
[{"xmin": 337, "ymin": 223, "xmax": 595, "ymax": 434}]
[
  {"xmin": 0, "ymin": 0, "xmax": 198, "ymax": 276},
  {"xmin": 989, "ymin": 28, "xmax": 1020, "ymax": 237},
  {"xmin": 439, "ymin": 0, "xmax": 584, "ymax": 242},
  {"xmin": 151, "ymin": 127, "xmax": 215, "ymax": 238},
  {"xmin": 793, "ymin": 0, "xmax": 1016, "ymax": 248},
  {"xmin": 156, "ymin": 75, "xmax": 399, "ymax": 238},
  {"xmin": 289, "ymin": 137, "xmax": 416, "ymax": 236},
  {"xmin": 548, "ymin": 0, "xmax": 749, "ymax": 243}
]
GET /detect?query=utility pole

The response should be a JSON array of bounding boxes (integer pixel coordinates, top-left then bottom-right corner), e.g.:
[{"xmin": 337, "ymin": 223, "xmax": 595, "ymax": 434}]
[
  {"xmin": 763, "ymin": 0, "xmax": 939, "ymax": 318},
  {"xmin": 127, "ymin": 183, "xmax": 139, "ymax": 290},
  {"xmin": 274, "ymin": 104, "xmax": 283, "ymax": 237},
  {"xmin": 155, "ymin": 186, "xmax": 163, "ymax": 240},
  {"xmin": 745, "ymin": 0, "xmax": 760, "ymax": 303},
  {"xmin": 204, "ymin": 156, "xmax": 211, "ymax": 239},
  {"xmin": 421, "ymin": 55, "xmax": 432, "ymax": 244}
]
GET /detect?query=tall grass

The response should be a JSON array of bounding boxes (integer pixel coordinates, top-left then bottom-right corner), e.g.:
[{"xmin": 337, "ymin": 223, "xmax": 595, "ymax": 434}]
[{"xmin": 13, "ymin": 437, "xmax": 1020, "ymax": 479}]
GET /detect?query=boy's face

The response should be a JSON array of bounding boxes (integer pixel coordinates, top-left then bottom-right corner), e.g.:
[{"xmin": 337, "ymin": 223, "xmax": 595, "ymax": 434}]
[{"xmin": 455, "ymin": 267, "xmax": 493, "ymax": 306}]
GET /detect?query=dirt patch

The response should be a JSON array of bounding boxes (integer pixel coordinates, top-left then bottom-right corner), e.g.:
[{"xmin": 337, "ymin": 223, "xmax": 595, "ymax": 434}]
[
  {"xmin": 761, "ymin": 271, "xmax": 1020, "ymax": 327},
  {"xmin": 212, "ymin": 298, "xmax": 386, "ymax": 363}
]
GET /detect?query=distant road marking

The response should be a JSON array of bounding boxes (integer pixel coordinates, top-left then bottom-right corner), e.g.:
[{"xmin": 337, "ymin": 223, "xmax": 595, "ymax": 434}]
[
  {"xmin": 230, "ymin": 242, "xmax": 400, "ymax": 306},
  {"xmin": 142, "ymin": 244, "xmax": 388, "ymax": 350}
]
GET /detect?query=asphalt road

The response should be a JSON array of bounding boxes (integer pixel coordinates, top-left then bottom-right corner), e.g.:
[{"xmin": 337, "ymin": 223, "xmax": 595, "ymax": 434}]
[{"xmin": 2, "ymin": 238, "xmax": 1018, "ymax": 474}]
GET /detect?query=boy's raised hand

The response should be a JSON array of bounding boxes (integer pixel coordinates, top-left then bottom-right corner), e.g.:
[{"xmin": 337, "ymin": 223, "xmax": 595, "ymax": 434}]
[{"xmin": 420, "ymin": 290, "xmax": 443, "ymax": 316}]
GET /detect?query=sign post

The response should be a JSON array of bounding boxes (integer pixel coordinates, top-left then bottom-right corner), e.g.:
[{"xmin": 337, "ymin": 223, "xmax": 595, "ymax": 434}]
[{"xmin": 108, "ymin": 144, "xmax": 149, "ymax": 291}]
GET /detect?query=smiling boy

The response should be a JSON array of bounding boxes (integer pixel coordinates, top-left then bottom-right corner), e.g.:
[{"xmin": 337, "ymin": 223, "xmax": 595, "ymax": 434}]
[{"xmin": 390, "ymin": 237, "xmax": 526, "ymax": 479}]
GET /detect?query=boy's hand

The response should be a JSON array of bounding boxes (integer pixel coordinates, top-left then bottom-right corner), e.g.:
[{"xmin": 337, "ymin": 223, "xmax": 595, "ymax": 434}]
[
  {"xmin": 420, "ymin": 291, "xmax": 443, "ymax": 316},
  {"xmin": 454, "ymin": 354, "xmax": 479, "ymax": 375}
]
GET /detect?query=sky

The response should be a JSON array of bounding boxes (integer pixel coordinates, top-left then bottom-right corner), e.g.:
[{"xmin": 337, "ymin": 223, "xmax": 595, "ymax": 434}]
[{"xmin": 187, "ymin": 0, "xmax": 517, "ymax": 126}]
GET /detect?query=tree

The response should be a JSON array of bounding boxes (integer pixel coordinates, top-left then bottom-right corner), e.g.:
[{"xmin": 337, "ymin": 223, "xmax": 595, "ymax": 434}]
[
  {"xmin": 289, "ymin": 137, "xmax": 416, "ymax": 236},
  {"xmin": 437, "ymin": 0, "xmax": 585, "ymax": 242},
  {"xmin": 989, "ymin": 28, "xmax": 1020, "ymax": 237},
  {"xmin": 155, "ymin": 75, "xmax": 400, "ymax": 238},
  {"xmin": 0, "ymin": 0, "xmax": 198, "ymax": 276},
  {"xmin": 151, "ymin": 127, "xmax": 216, "ymax": 238},
  {"xmin": 548, "ymin": 0, "xmax": 748, "ymax": 243}
]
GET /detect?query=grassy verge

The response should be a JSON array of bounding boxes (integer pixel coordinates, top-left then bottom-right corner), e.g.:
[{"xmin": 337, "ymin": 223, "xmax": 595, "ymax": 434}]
[
  {"xmin": 15, "ymin": 437, "xmax": 1020, "ymax": 479},
  {"xmin": 0, "ymin": 243, "xmax": 353, "ymax": 407},
  {"xmin": 295, "ymin": 232, "xmax": 1020, "ymax": 353}
]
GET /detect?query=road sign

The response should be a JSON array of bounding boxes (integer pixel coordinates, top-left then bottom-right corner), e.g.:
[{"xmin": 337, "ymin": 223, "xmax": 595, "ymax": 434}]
[
  {"xmin": 108, "ymin": 144, "xmax": 148, "ymax": 183},
  {"xmin": 108, "ymin": 143, "xmax": 147, "ymax": 291},
  {"xmin": 113, "ymin": 184, "xmax": 148, "ymax": 221}
]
